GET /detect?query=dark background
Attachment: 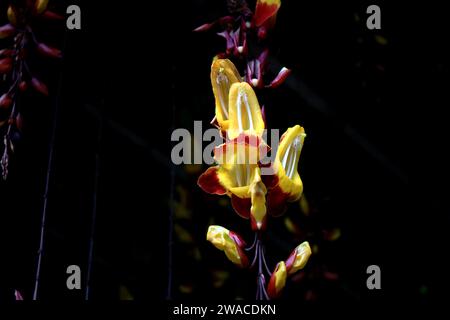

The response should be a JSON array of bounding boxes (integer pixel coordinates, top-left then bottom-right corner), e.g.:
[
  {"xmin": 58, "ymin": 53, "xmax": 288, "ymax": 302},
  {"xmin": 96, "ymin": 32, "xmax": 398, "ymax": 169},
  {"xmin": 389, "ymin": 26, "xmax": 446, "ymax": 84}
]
[{"xmin": 0, "ymin": 0, "xmax": 445, "ymax": 307}]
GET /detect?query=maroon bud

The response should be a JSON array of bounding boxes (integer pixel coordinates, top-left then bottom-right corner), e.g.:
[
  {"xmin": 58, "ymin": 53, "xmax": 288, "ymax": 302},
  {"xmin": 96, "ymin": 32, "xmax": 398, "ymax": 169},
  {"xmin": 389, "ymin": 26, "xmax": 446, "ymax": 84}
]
[
  {"xmin": 0, "ymin": 24, "xmax": 16, "ymax": 39},
  {"xmin": 15, "ymin": 113, "xmax": 23, "ymax": 131},
  {"xmin": 0, "ymin": 49, "xmax": 14, "ymax": 57},
  {"xmin": 19, "ymin": 81, "xmax": 28, "ymax": 92},
  {"xmin": 41, "ymin": 10, "xmax": 64, "ymax": 20},
  {"xmin": 31, "ymin": 77, "xmax": 49, "ymax": 96},
  {"xmin": 267, "ymin": 67, "xmax": 291, "ymax": 88},
  {"xmin": 36, "ymin": 43, "xmax": 62, "ymax": 59},
  {"xmin": 0, "ymin": 58, "xmax": 13, "ymax": 74},
  {"xmin": 0, "ymin": 94, "xmax": 13, "ymax": 109}
]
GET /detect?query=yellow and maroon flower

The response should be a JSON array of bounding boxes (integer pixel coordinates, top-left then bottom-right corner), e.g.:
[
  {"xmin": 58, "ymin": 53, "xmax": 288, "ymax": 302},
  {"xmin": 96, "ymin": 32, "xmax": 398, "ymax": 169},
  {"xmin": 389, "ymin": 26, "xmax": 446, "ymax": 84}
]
[
  {"xmin": 210, "ymin": 58, "xmax": 242, "ymax": 131},
  {"xmin": 285, "ymin": 241, "xmax": 312, "ymax": 275},
  {"xmin": 264, "ymin": 125, "xmax": 306, "ymax": 216},
  {"xmin": 267, "ymin": 261, "xmax": 287, "ymax": 299},
  {"xmin": 206, "ymin": 225, "xmax": 249, "ymax": 268},
  {"xmin": 198, "ymin": 138, "xmax": 269, "ymax": 231}
]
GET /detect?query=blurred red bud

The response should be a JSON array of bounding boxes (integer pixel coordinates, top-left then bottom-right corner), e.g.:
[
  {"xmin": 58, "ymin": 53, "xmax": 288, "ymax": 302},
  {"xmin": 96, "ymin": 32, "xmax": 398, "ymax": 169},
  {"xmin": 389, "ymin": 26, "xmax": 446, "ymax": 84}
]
[
  {"xmin": 15, "ymin": 113, "xmax": 23, "ymax": 131},
  {"xmin": 0, "ymin": 49, "xmax": 14, "ymax": 57},
  {"xmin": 19, "ymin": 81, "xmax": 28, "ymax": 92},
  {"xmin": 0, "ymin": 24, "xmax": 16, "ymax": 39},
  {"xmin": 31, "ymin": 77, "xmax": 49, "ymax": 96},
  {"xmin": 0, "ymin": 94, "xmax": 13, "ymax": 109},
  {"xmin": 0, "ymin": 58, "xmax": 13, "ymax": 74},
  {"xmin": 41, "ymin": 10, "xmax": 64, "ymax": 20},
  {"xmin": 36, "ymin": 43, "xmax": 62, "ymax": 59}
]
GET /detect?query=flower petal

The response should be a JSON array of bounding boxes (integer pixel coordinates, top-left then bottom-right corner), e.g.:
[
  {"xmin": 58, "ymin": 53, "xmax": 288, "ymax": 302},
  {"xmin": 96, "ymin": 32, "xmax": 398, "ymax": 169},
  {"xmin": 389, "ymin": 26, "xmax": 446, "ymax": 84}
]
[
  {"xmin": 231, "ymin": 195, "xmax": 251, "ymax": 219},
  {"xmin": 267, "ymin": 261, "xmax": 287, "ymax": 299},
  {"xmin": 227, "ymin": 82, "xmax": 265, "ymax": 140},
  {"xmin": 249, "ymin": 168, "xmax": 267, "ymax": 230},
  {"xmin": 211, "ymin": 59, "xmax": 242, "ymax": 130},
  {"xmin": 285, "ymin": 241, "xmax": 311, "ymax": 274},
  {"xmin": 266, "ymin": 184, "xmax": 289, "ymax": 217},
  {"xmin": 207, "ymin": 225, "xmax": 249, "ymax": 267},
  {"xmin": 253, "ymin": 0, "xmax": 281, "ymax": 27},
  {"xmin": 266, "ymin": 67, "xmax": 291, "ymax": 88},
  {"xmin": 274, "ymin": 125, "xmax": 306, "ymax": 201},
  {"xmin": 197, "ymin": 166, "xmax": 227, "ymax": 195}
]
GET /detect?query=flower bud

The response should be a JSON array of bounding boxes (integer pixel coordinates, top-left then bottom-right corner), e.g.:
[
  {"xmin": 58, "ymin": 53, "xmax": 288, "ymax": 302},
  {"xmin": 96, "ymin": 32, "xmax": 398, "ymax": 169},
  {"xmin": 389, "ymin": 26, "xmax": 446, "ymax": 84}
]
[
  {"xmin": 207, "ymin": 225, "xmax": 248, "ymax": 268},
  {"xmin": 267, "ymin": 261, "xmax": 287, "ymax": 299},
  {"xmin": 285, "ymin": 241, "xmax": 311, "ymax": 274}
]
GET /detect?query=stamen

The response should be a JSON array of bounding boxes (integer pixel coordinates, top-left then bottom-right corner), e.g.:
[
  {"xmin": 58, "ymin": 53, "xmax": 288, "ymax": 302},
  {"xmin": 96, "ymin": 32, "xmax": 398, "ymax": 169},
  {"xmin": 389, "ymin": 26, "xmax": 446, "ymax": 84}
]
[
  {"xmin": 281, "ymin": 143, "xmax": 292, "ymax": 169},
  {"xmin": 237, "ymin": 91, "xmax": 243, "ymax": 131},
  {"xmin": 236, "ymin": 90, "xmax": 254, "ymax": 132},
  {"xmin": 243, "ymin": 92, "xmax": 254, "ymax": 130},
  {"xmin": 281, "ymin": 135, "xmax": 303, "ymax": 179}
]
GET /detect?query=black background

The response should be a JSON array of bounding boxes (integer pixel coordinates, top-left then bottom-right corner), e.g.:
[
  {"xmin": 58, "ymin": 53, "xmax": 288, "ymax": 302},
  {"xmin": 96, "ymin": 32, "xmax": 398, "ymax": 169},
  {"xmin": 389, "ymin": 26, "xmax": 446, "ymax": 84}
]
[{"xmin": 0, "ymin": 0, "xmax": 446, "ymax": 308}]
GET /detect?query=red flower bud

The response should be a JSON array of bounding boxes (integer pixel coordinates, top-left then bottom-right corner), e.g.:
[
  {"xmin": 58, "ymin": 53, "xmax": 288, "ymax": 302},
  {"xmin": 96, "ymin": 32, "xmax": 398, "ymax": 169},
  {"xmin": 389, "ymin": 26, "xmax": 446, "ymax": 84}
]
[
  {"xmin": 0, "ymin": 94, "xmax": 13, "ymax": 109},
  {"xmin": 41, "ymin": 10, "xmax": 65, "ymax": 21},
  {"xmin": 0, "ymin": 24, "xmax": 16, "ymax": 39},
  {"xmin": 19, "ymin": 81, "xmax": 28, "ymax": 92},
  {"xmin": 0, "ymin": 58, "xmax": 13, "ymax": 74},
  {"xmin": 36, "ymin": 43, "xmax": 62, "ymax": 59},
  {"xmin": 31, "ymin": 77, "xmax": 49, "ymax": 96}
]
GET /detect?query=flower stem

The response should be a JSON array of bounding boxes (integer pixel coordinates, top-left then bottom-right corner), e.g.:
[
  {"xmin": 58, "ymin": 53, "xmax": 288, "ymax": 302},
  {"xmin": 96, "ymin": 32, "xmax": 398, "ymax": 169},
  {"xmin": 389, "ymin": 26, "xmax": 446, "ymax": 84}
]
[{"xmin": 250, "ymin": 235, "xmax": 271, "ymax": 300}]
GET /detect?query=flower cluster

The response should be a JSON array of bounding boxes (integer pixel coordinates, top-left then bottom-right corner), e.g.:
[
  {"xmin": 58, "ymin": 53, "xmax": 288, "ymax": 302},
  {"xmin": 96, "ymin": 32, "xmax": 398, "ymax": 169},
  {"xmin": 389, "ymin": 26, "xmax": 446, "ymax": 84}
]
[
  {"xmin": 195, "ymin": 0, "xmax": 312, "ymax": 300},
  {"xmin": 0, "ymin": 0, "xmax": 63, "ymax": 179},
  {"xmin": 194, "ymin": 0, "xmax": 291, "ymax": 90},
  {"xmin": 198, "ymin": 58, "xmax": 307, "ymax": 232}
]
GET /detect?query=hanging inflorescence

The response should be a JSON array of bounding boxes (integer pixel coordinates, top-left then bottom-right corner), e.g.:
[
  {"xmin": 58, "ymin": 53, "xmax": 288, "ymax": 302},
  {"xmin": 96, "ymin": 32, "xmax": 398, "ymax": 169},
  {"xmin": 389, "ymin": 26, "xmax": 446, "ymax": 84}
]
[
  {"xmin": 0, "ymin": 0, "xmax": 63, "ymax": 180},
  {"xmin": 195, "ymin": 0, "xmax": 312, "ymax": 299}
]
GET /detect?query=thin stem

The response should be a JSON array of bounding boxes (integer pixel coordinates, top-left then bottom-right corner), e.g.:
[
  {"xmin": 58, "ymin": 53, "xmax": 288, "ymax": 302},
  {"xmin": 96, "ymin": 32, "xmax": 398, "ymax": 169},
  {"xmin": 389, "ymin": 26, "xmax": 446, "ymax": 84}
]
[
  {"xmin": 245, "ymin": 233, "xmax": 257, "ymax": 251},
  {"xmin": 250, "ymin": 240, "xmax": 259, "ymax": 269},
  {"xmin": 32, "ymin": 29, "xmax": 67, "ymax": 301},
  {"xmin": 166, "ymin": 65, "xmax": 177, "ymax": 300},
  {"xmin": 85, "ymin": 113, "xmax": 103, "ymax": 300},
  {"xmin": 261, "ymin": 246, "xmax": 272, "ymax": 276}
]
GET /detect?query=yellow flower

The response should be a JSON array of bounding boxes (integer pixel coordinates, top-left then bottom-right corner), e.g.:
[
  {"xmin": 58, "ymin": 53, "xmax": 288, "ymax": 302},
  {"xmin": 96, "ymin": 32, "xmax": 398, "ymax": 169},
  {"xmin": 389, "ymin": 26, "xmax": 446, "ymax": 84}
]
[
  {"xmin": 264, "ymin": 125, "xmax": 306, "ymax": 216},
  {"xmin": 267, "ymin": 261, "xmax": 287, "ymax": 299},
  {"xmin": 206, "ymin": 225, "xmax": 248, "ymax": 267},
  {"xmin": 210, "ymin": 59, "xmax": 242, "ymax": 131},
  {"xmin": 198, "ymin": 139, "xmax": 269, "ymax": 230},
  {"xmin": 227, "ymin": 82, "xmax": 265, "ymax": 140},
  {"xmin": 285, "ymin": 241, "xmax": 311, "ymax": 274}
]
